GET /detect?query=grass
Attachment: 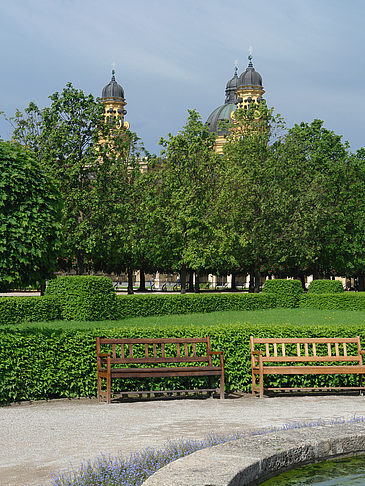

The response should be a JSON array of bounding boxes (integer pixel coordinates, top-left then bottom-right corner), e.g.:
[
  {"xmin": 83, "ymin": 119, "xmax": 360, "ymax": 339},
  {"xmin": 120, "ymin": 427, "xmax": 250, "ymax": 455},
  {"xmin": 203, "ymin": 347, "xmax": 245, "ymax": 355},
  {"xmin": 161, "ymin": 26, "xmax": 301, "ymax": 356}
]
[{"xmin": 10, "ymin": 307, "xmax": 365, "ymax": 330}]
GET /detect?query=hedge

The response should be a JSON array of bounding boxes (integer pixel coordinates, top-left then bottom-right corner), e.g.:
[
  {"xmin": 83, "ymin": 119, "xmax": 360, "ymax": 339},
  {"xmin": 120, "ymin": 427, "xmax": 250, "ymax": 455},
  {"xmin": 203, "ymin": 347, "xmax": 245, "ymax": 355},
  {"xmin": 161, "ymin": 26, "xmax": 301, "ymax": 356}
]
[
  {"xmin": 45, "ymin": 276, "xmax": 117, "ymax": 321},
  {"xmin": 0, "ymin": 296, "xmax": 61, "ymax": 325},
  {"xmin": 2, "ymin": 323, "xmax": 365, "ymax": 403},
  {"xmin": 114, "ymin": 293, "xmax": 278, "ymax": 318},
  {"xmin": 308, "ymin": 279, "xmax": 344, "ymax": 293},
  {"xmin": 262, "ymin": 279, "xmax": 303, "ymax": 308},
  {"xmin": 0, "ymin": 293, "xmax": 278, "ymax": 325},
  {"xmin": 300, "ymin": 293, "xmax": 365, "ymax": 310}
]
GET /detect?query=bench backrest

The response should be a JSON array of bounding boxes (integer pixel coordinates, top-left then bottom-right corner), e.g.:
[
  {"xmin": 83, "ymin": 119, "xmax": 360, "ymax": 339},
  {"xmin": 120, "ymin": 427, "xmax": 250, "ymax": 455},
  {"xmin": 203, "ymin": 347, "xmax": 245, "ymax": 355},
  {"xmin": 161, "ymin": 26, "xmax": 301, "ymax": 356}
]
[
  {"xmin": 96, "ymin": 336, "xmax": 213, "ymax": 365},
  {"xmin": 250, "ymin": 336, "xmax": 363, "ymax": 364}
]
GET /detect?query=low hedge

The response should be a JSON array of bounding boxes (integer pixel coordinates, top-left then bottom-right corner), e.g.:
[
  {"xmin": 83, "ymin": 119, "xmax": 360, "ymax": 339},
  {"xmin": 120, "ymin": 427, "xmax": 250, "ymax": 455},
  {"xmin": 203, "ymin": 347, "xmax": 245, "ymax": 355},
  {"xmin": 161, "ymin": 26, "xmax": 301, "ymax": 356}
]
[
  {"xmin": 300, "ymin": 293, "xmax": 365, "ymax": 310},
  {"xmin": 114, "ymin": 293, "xmax": 278, "ymax": 318},
  {"xmin": 2, "ymin": 323, "xmax": 365, "ymax": 403},
  {"xmin": 0, "ymin": 296, "xmax": 61, "ymax": 325},
  {"xmin": 0, "ymin": 293, "xmax": 278, "ymax": 325},
  {"xmin": 308, "ymin": 280, "xmax": 344, "ymax": 293},
  {"xmin": 262, "ymin": 279, "xmax": 303, "ymax": 308},
  {"xmin": 45, "ymin": 276, "xmax": 117, "ymax": 321}
]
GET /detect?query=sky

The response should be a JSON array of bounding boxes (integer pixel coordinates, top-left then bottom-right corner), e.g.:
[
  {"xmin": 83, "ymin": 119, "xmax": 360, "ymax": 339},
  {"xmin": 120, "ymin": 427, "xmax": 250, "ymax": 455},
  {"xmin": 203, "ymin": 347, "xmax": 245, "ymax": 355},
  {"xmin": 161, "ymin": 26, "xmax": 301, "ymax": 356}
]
[{"xmin": 1, "ymin": 0, "xmax": 364, "ymax": 156}]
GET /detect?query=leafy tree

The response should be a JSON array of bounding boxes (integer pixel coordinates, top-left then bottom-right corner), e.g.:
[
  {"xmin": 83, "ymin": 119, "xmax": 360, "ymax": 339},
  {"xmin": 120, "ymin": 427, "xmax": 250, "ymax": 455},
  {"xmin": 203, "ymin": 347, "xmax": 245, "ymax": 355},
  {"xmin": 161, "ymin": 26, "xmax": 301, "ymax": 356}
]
[
  {"xmin": 0, "ymin": 140, "xmax": 61, "ymax": 291},
  {"xmin": 218, "ymin": 101, "xmax": 285, "ymax": 291},
  {"xmin": 8, "ymin": 83, "xmax": 148, "ymax": 284},
  {"xmin": 274, "ymin": 119, "xmax": 360, "ymax": 280},
  {"xmin": 157, "ymin": 110, "xmax": 221, "ymax": 292}
]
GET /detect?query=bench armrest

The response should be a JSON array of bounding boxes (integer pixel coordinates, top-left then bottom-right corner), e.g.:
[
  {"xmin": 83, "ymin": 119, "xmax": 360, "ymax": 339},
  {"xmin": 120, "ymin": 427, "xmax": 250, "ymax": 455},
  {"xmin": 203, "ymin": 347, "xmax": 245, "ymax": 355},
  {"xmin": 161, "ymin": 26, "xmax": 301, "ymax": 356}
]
[
  {"xmin": 252, "ymin": 350, "xmax": 263, "ymax": 356},
  {"xmin": 209, "ymin": 351, "xmax": 223, "ymax": 356},
  {"xmin": 360, "ymin": 350, "xmax": 365, "ymax": 355},
  {"xmin": 97, "ymin": 353, "xmax": 110, "ymax": 357}
]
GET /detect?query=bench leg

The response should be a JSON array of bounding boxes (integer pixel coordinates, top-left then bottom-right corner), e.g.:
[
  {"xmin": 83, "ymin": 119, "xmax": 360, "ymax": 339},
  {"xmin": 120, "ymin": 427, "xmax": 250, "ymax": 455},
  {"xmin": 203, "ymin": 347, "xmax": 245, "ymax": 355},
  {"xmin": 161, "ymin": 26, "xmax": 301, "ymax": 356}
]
[
  {"xmin": 259, "ymin": 369, "xmax": 264, "ymax": 398},
  {"xmin": 97, "ymin": 372, "xmax": 102, "ymax": 402},
  {"xmin": 107, "ymin": 372, "xmax": 111, "ymax": 404},
  {"xmin": 252, "ymin": 370, "xmax": 257, "ymax": 396}
]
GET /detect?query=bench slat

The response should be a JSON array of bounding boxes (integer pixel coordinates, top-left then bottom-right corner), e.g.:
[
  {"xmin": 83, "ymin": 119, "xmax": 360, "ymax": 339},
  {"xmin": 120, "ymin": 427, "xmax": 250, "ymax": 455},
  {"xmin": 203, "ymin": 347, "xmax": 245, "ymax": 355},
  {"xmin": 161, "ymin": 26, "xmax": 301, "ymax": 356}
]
[
  {"xmin": 261, "ymin": 365, "xmax": 365, "ymax": 375},
  {"xmin": 260, "ymin": 356, "xmax": 361, "ymax": 363},
  {"xmin": 252, "ymin": 337, "xmax": 360, "ymax": 344},
  {"xmin": 108, "ymin": 356, "xmax": 210, "ymax": 364}
]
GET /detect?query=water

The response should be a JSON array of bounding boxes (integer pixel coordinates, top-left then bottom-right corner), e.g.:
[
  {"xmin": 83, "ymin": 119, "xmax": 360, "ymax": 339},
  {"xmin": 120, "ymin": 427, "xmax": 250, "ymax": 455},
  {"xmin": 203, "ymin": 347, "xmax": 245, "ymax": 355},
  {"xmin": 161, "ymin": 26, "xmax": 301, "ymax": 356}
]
[{"xmin": 259, "ymin": 454, "xmax": 365, "ymax": 485}]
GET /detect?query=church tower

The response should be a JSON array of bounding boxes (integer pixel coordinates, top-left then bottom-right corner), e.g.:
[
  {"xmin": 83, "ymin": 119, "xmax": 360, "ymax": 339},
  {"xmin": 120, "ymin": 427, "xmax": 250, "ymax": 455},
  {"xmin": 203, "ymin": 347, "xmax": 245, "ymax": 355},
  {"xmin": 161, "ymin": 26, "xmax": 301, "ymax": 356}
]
[
  {"xmin": 101, "ymin": 69, "xmax": 129, "ymax": 130},
  {"xmin": 235, "ymin": 54, "xmax": 265, "ymax": 111},
  {"xmin": 206, "ymin": 54, "xmax": 265, "ymax": 153}
]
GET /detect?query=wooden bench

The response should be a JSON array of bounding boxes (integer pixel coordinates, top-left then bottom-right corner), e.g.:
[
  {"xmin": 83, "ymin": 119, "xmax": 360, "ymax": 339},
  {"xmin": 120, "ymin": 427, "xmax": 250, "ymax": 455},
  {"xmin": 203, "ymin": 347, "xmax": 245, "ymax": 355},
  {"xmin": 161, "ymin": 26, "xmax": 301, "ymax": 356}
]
[
  {"xmin": 250, "ymin": 336, "xmax": 365, "ymax": 398},
  {"xmin": 96, "ymin": 336, "xmax": 225, "ymax": 403}
]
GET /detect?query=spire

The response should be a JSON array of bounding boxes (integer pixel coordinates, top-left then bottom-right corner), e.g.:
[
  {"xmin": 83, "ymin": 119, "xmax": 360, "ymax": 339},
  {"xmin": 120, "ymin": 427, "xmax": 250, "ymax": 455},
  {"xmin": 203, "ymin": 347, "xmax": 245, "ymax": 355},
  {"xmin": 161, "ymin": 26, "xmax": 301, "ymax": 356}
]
[
  {"xmin": 248, "ymin": 54, "xmax": 253, "ymax": 68},
  {"xmin": 111, "ymin": 69, "xmax": 116, "ymax": 81}
]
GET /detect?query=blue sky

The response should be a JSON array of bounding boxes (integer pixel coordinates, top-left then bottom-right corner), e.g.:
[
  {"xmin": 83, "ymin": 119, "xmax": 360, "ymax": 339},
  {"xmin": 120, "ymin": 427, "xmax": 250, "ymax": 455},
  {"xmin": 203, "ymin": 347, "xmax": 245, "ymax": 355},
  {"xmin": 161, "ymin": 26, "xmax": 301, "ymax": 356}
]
[{"xmin": 1, "ymin": 0, "xmax": 364, "ymax": 155}]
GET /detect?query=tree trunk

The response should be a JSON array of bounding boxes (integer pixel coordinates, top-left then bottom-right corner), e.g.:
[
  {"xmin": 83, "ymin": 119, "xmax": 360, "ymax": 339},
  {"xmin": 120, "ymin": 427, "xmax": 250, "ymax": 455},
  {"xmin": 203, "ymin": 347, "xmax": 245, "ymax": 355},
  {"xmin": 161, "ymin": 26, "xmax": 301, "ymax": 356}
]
[
  {"xmin": 254, "ymin": 270, "xmax": 262, "ymax": 293},
  {"xmin": 188, "ymin": 270, "xmax": 194, "ymax": 292},
  {"xmin": 194, "ymin": 272, "xmax": 200, "ymax": 293},
  {"xmin": 300, "ymin": 274, "xmax": 306, "ymax": 291},
  {"xmin": 77, "ymin": 251, "xmax": 85, "ymax": 274},
  {"xmin": 138, "ymin": 269, "xmax": 146, "ymax": 292},
  {"xmin": 127, "ymin": 267, "xmax": 134, "ymax": 294},
  {"xmin": 39, "ymin": 281, "xmax": 46, "ymax": 296},
  {"xmin": 180, "ymin": 265, "xmax": 187, "ymax": 294},
  {"xmin": 231, "ymin": 272, "xmax": 237, "ymax": 291}
]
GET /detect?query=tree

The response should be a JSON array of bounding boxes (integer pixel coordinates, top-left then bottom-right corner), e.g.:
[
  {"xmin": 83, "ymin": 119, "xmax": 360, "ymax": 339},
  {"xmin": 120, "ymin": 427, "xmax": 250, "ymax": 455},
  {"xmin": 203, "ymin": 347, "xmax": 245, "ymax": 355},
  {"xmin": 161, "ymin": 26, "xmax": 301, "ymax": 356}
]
[
  {"xmin": 0, "ymin": 140, "xmax": 61, "ymax": 291},
  {"xmin": 274, "ymin": 119, "xmax": 360, "ymax": 280},
  {"xmin": 8, "ymin": 83, "xmax": 148, "ymax": 282},
  {"xmin": 157, "ymin": 110, "xmax": 221, "ymax": 292},
  {"xmin": 218, "ymin": 101, "xmax": 285, "ymax": 291}
]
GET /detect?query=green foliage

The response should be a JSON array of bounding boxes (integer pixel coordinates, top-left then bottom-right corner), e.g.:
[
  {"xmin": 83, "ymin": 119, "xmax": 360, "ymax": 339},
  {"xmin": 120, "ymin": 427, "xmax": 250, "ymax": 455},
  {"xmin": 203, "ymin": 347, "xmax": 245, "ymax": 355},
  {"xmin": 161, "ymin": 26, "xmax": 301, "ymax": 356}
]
[
  {"xmin": 0, "ymin": 296, "xmax": 61, "ymax": 325},
  {"xmin": 308, "ymin": 279, "xmax": 344, "ymax": 293},
  {"xmin": 45, "ymin": 276, "xmax": 117, "ymax": 321},
  {"xmin": 0, "ymin": 140, "xmax": 61, "ymax": 290},
  {"xmin": 114, "ymin": 293, "xmax": 277, "ymax": 318},
  {"xmin": 2, "ymin": 322, "xmax": 365, "ymax": 403},
  {"xmin": 262, "ymin": 279, "xmax": 303, "ymax": 308},
  {"xmin": 300, "ymin": 293, "xmax": 365, "ymax": 310}
]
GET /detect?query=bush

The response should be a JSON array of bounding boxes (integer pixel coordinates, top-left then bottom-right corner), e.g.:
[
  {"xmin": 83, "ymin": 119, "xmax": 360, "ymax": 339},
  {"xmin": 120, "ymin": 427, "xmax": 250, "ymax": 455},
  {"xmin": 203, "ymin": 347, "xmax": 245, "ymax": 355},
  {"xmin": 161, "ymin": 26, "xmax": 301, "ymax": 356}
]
[
  {"xmin": 114, "ymin": 293, "xmax": 278, "ymax": 319},
  {"xmin": 2, "ymin": 323, "xmax": 365, "ymax": 403},
  {"xmin": 300, "ymin": 293, "xmax": 365, "ymax": 310},
  {"xmin": 45, "ymin": 276, "xmax": 117, "ymax": 321},
  {"xmin": 262, "ymin": 279, "xmax": 303, "ymax": 308},
  {"xmin": 308, "ymin": 279, "xmax": 344, "ymax": 293},
  {"xmin": 0, "ymin": 296, "xmax": 61, "ymax": 325}
]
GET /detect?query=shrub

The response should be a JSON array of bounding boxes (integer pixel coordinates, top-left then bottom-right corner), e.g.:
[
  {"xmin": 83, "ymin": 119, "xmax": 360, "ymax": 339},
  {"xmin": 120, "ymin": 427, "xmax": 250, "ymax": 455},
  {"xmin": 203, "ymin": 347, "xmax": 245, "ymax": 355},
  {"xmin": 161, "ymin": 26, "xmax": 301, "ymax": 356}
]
[
  {"xmin": 2, "ymin": 323, "xmax": 364, "ymax": 403},
  {"xmin": 262, "ymin": 279, "xmax": 303, "ymax": 308},
  {"xmin": 308, "ymin": 279, "xmax": 344, "ymax": 293},
  {"xmin": 45, "ymin": 276, "xmax": 117, "ymax": 321},
  {"xmin": 114, "ymin": 293, "xmax": 278, "ymax": 319},
  {"xmin": 300, "ymin": 293, "xmax": 365, "ymax": 310},
  {"xmin": 0, "ymin": 296, "xmax": 61, "ymax": 325}
]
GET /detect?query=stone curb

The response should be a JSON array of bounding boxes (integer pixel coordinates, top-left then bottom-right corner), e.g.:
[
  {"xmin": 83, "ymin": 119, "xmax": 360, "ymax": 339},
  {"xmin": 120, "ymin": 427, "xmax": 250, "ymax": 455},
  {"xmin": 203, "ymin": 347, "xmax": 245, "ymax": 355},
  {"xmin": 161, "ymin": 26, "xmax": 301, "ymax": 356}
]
[{"xmin": 142, "ymin": 421, "xmax": 365, "ymax": 486}]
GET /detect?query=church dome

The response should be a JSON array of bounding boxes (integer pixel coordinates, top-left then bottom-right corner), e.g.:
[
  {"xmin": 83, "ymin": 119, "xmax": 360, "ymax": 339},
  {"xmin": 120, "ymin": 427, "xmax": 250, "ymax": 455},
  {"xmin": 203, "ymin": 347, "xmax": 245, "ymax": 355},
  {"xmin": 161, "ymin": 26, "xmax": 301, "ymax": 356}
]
[
  {"xmin": 206, "ymin": 102, "xmax": 236, "ymax": 134},
  {"xmin": 225, "ymin": 67, "xmax": 239, "ymax": 103},
  {"xmin": 238, "ymin": 56, "xmax": 262, "ymax": 87},
  {"xmin": 102, "ymin": 70, "xmax": 125, "ymax": 99},
  {"xmin": 206, "ymin": 68, "xmax": 238, "ymax": 134}
]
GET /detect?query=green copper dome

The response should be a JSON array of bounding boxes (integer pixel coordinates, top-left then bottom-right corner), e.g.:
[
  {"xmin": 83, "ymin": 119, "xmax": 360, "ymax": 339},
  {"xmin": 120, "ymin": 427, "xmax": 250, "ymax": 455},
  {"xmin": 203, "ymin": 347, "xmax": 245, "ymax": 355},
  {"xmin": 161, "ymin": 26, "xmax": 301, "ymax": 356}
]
[
  {"xmin": 206, "ymin": 68, "xmax": 237, "ymax": 134},
  {"xmin": 206, "ymin": 103, "xmax": 235, "ymax": 135}
]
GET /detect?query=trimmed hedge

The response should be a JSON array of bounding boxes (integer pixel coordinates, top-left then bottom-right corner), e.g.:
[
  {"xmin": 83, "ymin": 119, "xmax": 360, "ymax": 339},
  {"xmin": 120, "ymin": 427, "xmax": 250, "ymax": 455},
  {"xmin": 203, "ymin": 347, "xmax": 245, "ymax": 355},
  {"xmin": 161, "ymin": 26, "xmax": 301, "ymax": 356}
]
[
  {"xmin": 114, "ymin": 293, "xmax": 278, "ymax": 318},
  {"xmin": 308, "ymin": 279, "xmax": 344, "ymax": 293},
  {"xmin": 0, "ymin": 296, "xmax": 61, "ymax": 325},
  {"xmin": 300, "ymin": 293, "xmax": 365, "ymax": 311},
  {"xmin": 2, "ymin": 323, "xmax": 365, "ymax": 403},
  {"xmin": 262, "ymin": 279, "xmax": 303, "ymax": 308},
  {"xmin": 45, "ymin": 276, "xmax": 117, "ymax": 321},
  {"xmin": 0, "ymin": 292, "xmax": 278, "ymax": 325}
]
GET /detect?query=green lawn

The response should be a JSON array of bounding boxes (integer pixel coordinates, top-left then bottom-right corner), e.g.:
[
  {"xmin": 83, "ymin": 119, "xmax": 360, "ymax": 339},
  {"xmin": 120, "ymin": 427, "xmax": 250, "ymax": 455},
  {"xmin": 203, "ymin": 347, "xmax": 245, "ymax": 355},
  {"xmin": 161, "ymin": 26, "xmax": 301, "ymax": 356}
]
[{"xmin": 11, "ymin": 307, "xmax": 365, "ymax": 330}]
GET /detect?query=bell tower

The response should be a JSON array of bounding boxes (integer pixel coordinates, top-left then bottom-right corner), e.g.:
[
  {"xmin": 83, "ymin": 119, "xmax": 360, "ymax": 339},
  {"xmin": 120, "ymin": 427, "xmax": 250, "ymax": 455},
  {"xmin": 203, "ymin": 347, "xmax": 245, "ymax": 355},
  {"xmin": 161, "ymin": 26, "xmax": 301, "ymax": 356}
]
[
  {"xmin": 101, "ymin": 69, "xmax": 129, "ymax": 130},
  {"xmin": 235, "ymin": 54, "xmax": 265, "ymax": 111}
]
